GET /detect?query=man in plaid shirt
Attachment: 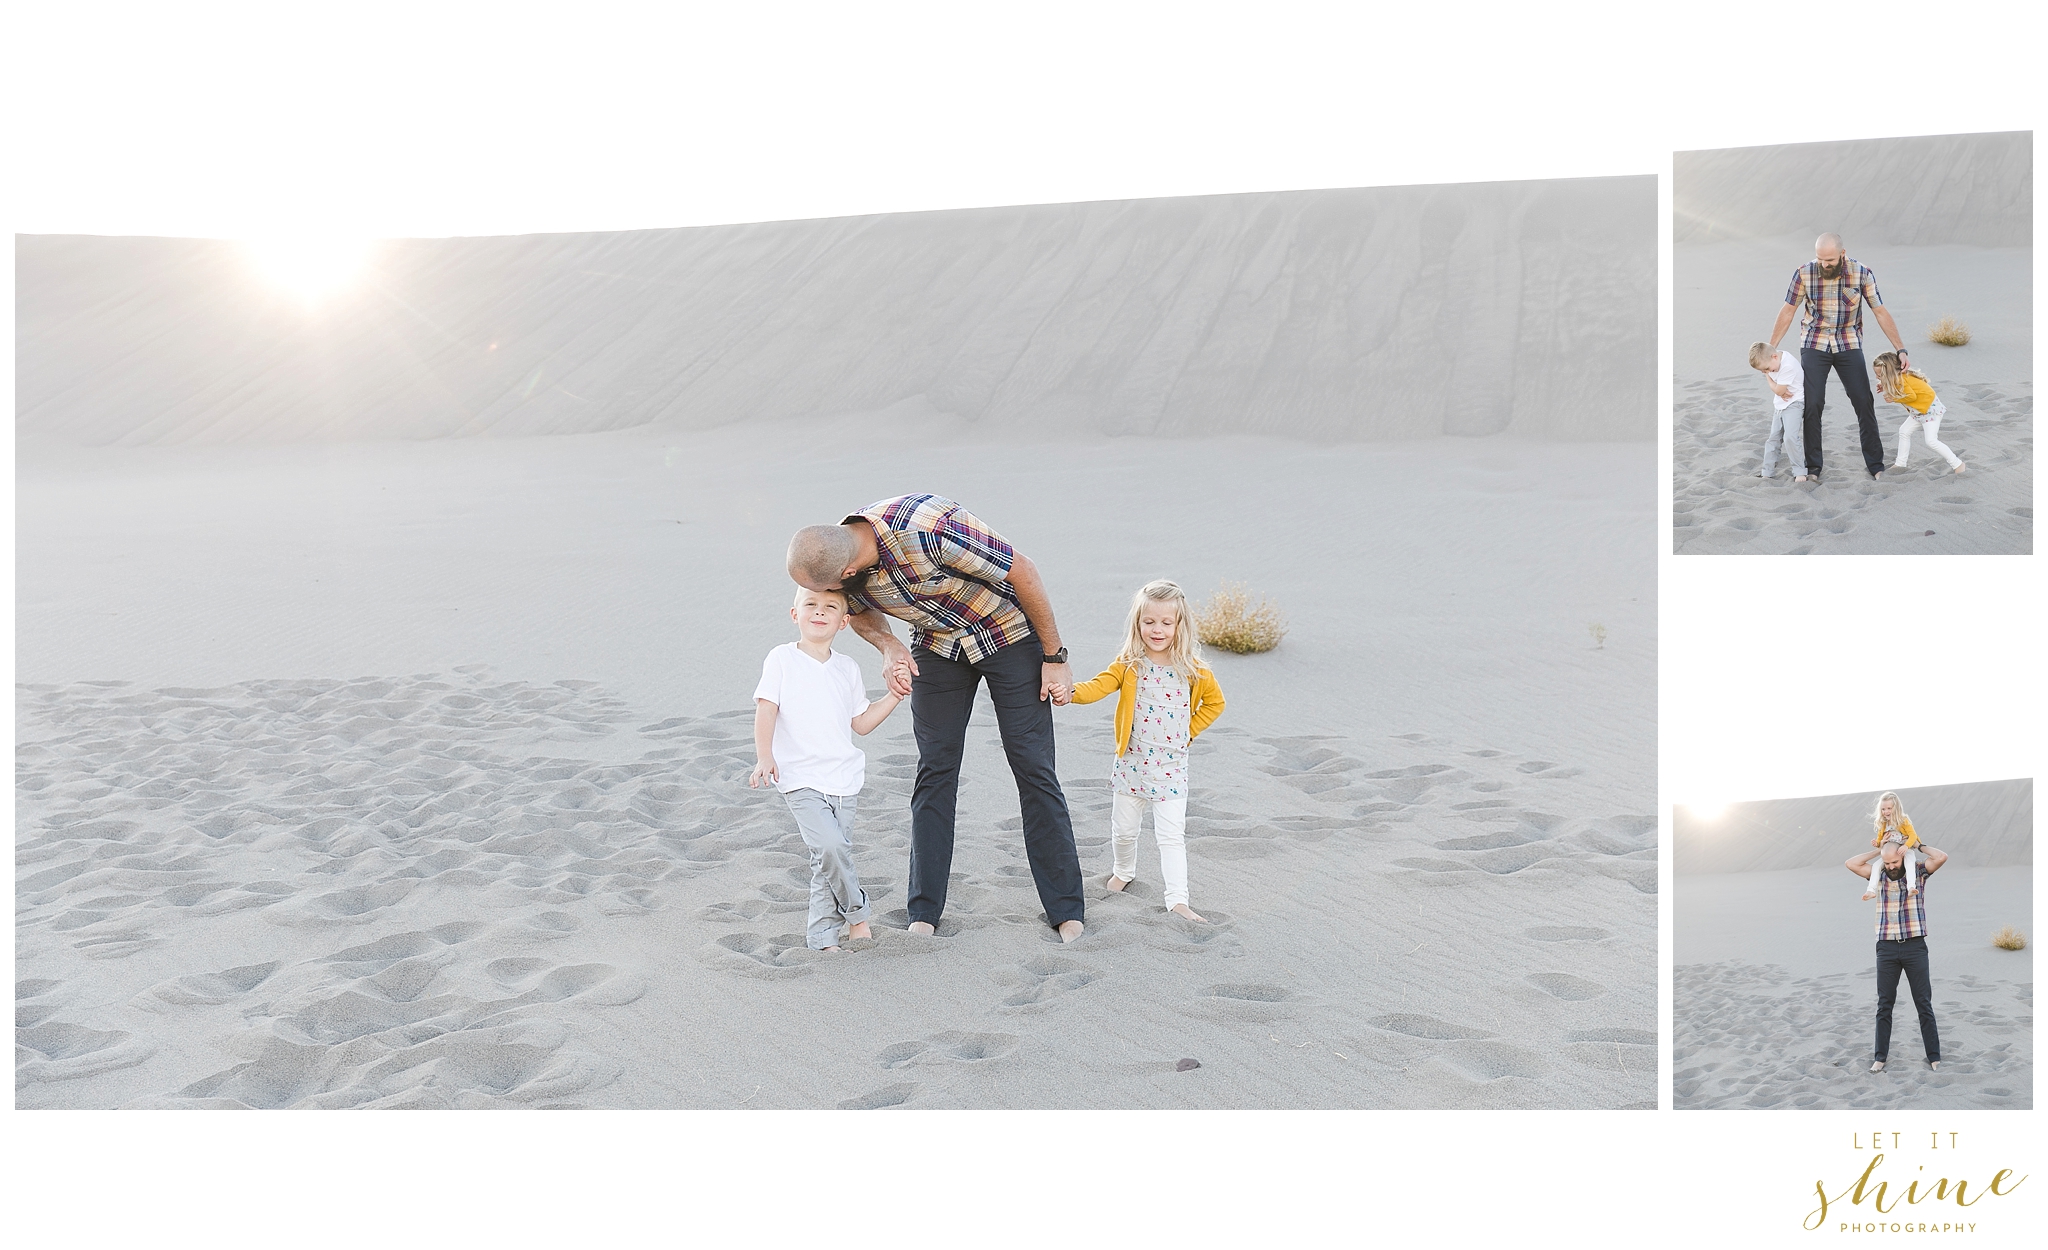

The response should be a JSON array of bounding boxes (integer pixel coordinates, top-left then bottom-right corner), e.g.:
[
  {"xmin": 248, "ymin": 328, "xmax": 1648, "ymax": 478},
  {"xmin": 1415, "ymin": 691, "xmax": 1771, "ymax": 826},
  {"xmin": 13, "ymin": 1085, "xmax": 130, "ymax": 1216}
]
[
  {"xmin": 787, "ymin": 494, "xmax": 1086, "ymax": 942},
  {"xmin": 1847, "ymin": 839, "xmax": 1949, "ymax": 1073},
  {"xmin": 1767, "ymin": 233, "xmax": 1912, "ymax": 480}
]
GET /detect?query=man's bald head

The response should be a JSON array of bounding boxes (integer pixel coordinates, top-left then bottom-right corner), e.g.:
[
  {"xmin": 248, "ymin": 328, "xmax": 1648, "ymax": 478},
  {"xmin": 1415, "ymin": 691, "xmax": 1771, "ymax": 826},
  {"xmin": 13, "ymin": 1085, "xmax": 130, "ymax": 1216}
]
[
  {"xmin": 1816, "ymin": 232, "xmax": 1844, "ymax": 253},
  {"xmin": 788, "ymin": 524, "xmax": 858, "ymax": 590},
  {"xmin": 1881, "ymin": 842, "xmax": 1905, "ymax": 868}
]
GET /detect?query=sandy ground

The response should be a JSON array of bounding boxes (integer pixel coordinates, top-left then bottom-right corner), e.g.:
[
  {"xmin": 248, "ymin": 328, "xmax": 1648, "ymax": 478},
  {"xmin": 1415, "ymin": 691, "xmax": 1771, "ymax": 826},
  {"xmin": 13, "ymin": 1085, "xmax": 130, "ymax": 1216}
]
[
  {"xmin": 1674, "ymin": 868, "xmax": 2031, "ymax": 1111},
  {"xmin": 1674, "ymin": 779, "xmax": 2032, "ymax": 1111},
  {"xmin": 15, "ymin": 423, "xmax": 1657, "ymax": 1109},
  {"xmin": 1672, "ymin": 238, "xmax": 2032, "ymax": 554}
]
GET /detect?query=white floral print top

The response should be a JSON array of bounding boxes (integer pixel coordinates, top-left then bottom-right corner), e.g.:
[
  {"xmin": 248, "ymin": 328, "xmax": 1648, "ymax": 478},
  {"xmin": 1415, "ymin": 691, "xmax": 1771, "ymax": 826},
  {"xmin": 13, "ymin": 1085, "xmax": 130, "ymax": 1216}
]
[{"xmin": 1110, "ymin": 660, "xmax": 1190, "ymax": 800}]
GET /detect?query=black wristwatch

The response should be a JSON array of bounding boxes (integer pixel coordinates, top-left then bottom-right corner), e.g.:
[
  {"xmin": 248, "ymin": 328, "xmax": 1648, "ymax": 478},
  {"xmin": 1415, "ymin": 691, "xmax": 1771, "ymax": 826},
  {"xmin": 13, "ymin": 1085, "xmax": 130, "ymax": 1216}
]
[{"xmin": 1042, "ymin": 646, "xmax": 1069, "ymax": 664}]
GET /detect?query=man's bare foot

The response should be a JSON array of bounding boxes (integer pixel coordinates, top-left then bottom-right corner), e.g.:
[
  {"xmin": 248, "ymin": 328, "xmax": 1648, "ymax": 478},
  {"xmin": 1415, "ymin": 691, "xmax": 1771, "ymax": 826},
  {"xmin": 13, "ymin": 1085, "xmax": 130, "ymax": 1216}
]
[
  {"xmin": 1105, "ymin": 875, "xmax": 1130, "ymax": 893},
  {"xmin": 847, "ymin": 921, "xmax": 872, "ymax": 941},
  {"xmin": 1057, "ymin": 919, "xmax": 1084, "ymax": 943},
  {"xmin": 1929, "ymin": 1060, "xmax": 1941, "ymax": 1071},
  {"xmin": 907, "ymin": 921, "xmax": 936, "ymax": 937},
  {"xmin": 1168, "ymin": 903, "xmax": 1207, "ymax": 923}
]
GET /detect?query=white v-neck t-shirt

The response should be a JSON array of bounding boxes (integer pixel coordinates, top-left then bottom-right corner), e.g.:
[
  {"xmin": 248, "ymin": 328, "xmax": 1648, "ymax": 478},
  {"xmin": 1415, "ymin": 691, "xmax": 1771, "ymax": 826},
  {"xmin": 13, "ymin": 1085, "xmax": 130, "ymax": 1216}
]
[{"xmin": 753, "ymin": 642, "xmax": 872, "ymax": 795}]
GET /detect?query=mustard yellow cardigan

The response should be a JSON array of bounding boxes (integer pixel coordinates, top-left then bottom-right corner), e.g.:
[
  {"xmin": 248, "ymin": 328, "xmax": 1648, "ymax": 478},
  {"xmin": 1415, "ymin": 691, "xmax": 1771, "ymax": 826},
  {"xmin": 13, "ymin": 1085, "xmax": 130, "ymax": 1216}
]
[{"xmin": 1070, "ymin": 659, "xmax": 1225, "ymax": 756}]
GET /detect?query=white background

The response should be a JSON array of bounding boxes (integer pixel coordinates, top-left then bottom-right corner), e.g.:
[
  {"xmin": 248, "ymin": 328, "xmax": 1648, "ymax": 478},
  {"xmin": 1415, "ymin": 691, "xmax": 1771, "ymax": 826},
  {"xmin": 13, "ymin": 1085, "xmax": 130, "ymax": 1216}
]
[{"xmin": 4, "ymin": 1, "xmax": 2041, "ymax": 1243}]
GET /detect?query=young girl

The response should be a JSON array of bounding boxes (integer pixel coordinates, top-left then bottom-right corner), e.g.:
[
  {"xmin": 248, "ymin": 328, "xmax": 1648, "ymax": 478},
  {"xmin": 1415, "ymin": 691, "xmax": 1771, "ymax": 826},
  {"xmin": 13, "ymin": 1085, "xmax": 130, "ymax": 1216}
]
[
  {"xmin": 1873, "ymin": 351, "xmax": 1965, "ymax": 475},
  {"xmin": 1859, "ymin": 790, "xmax": 1923, "ymax": 901},
  {"xmin": 1066, "ymin": 580, "xmax": 1226, "ymax": 923}
]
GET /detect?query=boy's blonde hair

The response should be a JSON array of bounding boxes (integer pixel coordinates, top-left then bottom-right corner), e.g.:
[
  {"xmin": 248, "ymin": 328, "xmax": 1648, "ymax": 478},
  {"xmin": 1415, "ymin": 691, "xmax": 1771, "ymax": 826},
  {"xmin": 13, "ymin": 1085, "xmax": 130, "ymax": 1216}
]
[
  {"xmin": 1872, "ymin": 790, "xmax": 1919, "ymax": 848},
  {"xmin": 1115, "ymin": 579, "xmax": 1204, "ymax": 684},
  {"xmin": 1747, "ymin": 342, "xmax": 1779, "ymax": 370},
  {"xmin": 1870, "ymin": 351, "xmax": 1925, "ymax": 403},
  {"xmin": 792, "ymin": 584, "xmax": 849, "ymax": 609}
]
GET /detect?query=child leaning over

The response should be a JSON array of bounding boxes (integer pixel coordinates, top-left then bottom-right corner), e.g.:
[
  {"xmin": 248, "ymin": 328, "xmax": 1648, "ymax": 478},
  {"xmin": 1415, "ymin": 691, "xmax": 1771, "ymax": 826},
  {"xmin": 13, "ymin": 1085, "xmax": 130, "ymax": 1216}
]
[
  {"xmin": 1873, "ymin": 351, "xmax": 1965, "ymax": 475},
  {"xmin": 749, "ymin": 586, "xmax": 903, "ymax": 951},
  {"xmin": 1748, "ymin": 341, "xmax": 1809, "ymax": 481}
]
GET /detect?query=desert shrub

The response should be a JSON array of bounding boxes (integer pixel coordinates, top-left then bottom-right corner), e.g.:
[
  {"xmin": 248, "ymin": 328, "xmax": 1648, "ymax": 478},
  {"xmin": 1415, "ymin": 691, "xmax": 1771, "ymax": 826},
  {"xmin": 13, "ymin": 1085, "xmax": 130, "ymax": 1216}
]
[
  {"xmin": 1195, "ymin": 583, "xmax": 1287, "ymax": 654},
  {"xmin": 1992, "ymin": 925, "xmax": 2027, "ymax": 951},
  {"xmin": 1928, "ymin": 316, "xmax": 1971, "ymax": 347},
  {"xmin": 1588, "ymin": 622, "xmax": 1607, "ymax": 649}
]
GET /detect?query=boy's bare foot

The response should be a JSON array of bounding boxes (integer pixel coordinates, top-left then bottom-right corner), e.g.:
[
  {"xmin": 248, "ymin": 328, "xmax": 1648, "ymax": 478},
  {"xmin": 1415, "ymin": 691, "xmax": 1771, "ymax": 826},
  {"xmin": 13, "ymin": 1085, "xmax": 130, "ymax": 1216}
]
[
  {"xmin": 822, "ymin": 945, "xmax": 842, "ymax": 952},
  {"xmin": 847, "ymin": 921, "xmax": 872, "ymax": 941},
  {"xmin": 1105, "ymin": 875, "xmax": 1130, "ymax": 893},
  {"xmin": 1057, "ymin": 919, "xmax": 1084, "ymax": 943},
  {"xmin": 907, "ymin": 921, "xmax": 936, "ymax": 937},
  {"xmin": 1168, "ymin": 903, "xmax": 1207, "ymax": 923}
]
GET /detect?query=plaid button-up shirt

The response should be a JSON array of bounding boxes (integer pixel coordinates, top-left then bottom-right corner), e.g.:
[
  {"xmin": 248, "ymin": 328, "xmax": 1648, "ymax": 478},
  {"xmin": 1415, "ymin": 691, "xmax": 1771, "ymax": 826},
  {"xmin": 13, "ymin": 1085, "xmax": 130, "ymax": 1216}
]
[
  {"xmin": 842, "ymin": 494, "xmax": 1033, "ymax": 664},
  {"xmin": 1873, "ymin": 867, "xmax": 1928, "ymax": 941},
  {"xmin": 1784, "ymin": 258, "xmax": 1886, "ymax": 353}
]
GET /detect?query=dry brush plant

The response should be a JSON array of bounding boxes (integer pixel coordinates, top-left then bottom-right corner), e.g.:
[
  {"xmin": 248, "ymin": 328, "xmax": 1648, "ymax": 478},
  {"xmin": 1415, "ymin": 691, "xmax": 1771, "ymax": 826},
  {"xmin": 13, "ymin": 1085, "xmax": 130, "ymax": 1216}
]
[
  {"xmin": 1992, "ymin": 924, "xmax": 2027, "ymax": 951},
  {"xmin": 1195, "ymin": 583, "xmax": 1287, "ymax": 654},
  {"xmin": 1588, "ymin": 623, "xmax": 1608, "ymax": 649},
  {"xmin": 1928, "ymin": 316, "xmax": 1972, "ymax": 347}
]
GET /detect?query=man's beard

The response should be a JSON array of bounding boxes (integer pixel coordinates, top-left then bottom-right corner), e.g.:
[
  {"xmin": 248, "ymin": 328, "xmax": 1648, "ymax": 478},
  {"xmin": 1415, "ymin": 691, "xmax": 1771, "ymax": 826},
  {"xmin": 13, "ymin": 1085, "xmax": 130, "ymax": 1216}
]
[{"xmin": 1821, "ymin": 262, "xmax": 1842, "ymax": 278}]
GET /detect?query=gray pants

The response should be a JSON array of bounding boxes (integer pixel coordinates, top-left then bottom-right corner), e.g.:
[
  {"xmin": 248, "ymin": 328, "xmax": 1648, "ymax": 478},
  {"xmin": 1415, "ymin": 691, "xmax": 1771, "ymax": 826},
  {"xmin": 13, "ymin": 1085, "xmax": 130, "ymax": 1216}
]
[
  {"xmin": 782, "ymin": 788, "xmax": 872, "ymax": 949},
  {"xmin": 1761, "ymin": 403, "xmax": 1806, "ymax": 478}
]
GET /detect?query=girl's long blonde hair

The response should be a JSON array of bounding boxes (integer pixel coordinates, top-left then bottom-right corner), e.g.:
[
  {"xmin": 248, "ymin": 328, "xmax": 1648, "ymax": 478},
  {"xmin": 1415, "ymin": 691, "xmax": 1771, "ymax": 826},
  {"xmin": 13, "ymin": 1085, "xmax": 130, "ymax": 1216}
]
[
  {"xmin": 1871, "ymin": 351, "xmax": 1926, "ymax": 403},
  {"xmin": 1115, "ymin": 579, "xmax": 1205, "ymax": 684},
  {"xmin": 1872, "ymin": 790, "xmax": 1919, "ymax": 847}
]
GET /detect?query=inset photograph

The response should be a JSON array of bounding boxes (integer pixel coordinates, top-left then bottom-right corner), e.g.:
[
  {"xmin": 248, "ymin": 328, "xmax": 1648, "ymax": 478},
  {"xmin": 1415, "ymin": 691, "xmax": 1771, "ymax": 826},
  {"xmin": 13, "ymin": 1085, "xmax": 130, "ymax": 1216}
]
[
  {"xmin": 1674, "ymin": 779, "xmax": 2032, "ymax": 1110},
  {"xmin": 1673, "ymin": 131, "xmax": 2032, "ymax": 554}
]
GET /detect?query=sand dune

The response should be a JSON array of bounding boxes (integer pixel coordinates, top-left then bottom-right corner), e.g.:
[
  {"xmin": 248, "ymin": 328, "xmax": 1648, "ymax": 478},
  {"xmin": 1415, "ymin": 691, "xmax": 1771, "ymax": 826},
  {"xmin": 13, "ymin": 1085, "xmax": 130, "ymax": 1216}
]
[
  {"xmin": 16, "ymin": 177, "xmax": 1653, "ymax": 448},
  {"xmin": 1674, "ymin": 131, "xmax": 2031, "ymax": 247},
  {"xmin": 1675, "ymin": 779, "xmax": 2032, "ymax": 875}
]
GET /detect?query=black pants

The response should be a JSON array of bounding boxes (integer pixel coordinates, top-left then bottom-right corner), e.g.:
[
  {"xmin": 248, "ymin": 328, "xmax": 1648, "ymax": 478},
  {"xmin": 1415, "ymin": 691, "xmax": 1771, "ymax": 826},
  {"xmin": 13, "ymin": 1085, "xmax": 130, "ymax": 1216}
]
[
  {"xmin": 1874, "ymin": 936, "xmax": 1940, "ymax": 1063},
  {"xmin": 906, "ymin": 636, "xmax": 1084, "ymax": 928},
  {"xmin": 1800, "ymin": 346, "xmax": 1887, "ymax": 476}
]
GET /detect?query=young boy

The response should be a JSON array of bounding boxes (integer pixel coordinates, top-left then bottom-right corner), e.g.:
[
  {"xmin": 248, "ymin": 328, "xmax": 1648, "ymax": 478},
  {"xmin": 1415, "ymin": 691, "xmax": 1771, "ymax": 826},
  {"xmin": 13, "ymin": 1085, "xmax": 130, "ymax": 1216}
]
[
  {"xmin": 1748, "ymin": 341, "xmax": 1809, "ymax": 482},
  {"xmin": 748, "ymin": 586, "xmax": 903, "ymax": 951}
]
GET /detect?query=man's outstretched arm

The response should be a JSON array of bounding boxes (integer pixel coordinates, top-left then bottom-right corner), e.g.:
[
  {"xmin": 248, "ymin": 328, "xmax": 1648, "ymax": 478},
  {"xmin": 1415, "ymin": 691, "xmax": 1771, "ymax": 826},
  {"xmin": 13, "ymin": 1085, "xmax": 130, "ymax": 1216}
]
[
  {"xmin": 1845, "ymin": 849, "xmax": 1879, "ymax": 880},
  {"xmin": 1769, "ymin": 297, "xmax": 1798, "ymax": 351}
]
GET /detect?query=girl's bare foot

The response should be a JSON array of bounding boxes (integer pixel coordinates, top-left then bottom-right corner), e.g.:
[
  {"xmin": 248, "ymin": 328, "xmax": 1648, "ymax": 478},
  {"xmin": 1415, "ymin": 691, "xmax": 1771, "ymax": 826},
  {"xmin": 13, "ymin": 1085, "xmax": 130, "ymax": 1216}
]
[
  {"xmin": 1057, "ymin": 919, "xmax": 1085, "ymax": 943},
  {"xmin": 1954, "ymin": 463, "xmax": 1967, "ymax": 474},
  {"xmin": 1168, "ymin": 903, "xmax": 1207, "ymax": 923},
  {"xmin": 847, "ymin": 921, "xmax": 872, "ymax": 941},
  {"xmin": 1105, "ymin": 875, "xmax": 1130, "ymax": 893},
  {"xmin": 907, "ymin": 921, "xmax": 936, "ymax": 937}
]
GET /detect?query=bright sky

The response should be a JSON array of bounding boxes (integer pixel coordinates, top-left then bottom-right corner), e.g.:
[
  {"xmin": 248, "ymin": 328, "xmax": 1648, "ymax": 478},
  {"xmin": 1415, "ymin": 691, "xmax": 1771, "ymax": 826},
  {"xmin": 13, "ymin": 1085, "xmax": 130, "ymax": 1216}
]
[{"xmin": 7, "ymin": 1, "xmax": 2040, "ymax": 238}]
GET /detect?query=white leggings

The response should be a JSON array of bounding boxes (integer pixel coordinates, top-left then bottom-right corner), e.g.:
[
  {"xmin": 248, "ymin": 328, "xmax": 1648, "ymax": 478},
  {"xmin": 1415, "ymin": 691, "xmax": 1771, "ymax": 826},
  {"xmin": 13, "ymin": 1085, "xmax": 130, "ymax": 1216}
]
[
  {"xmin": 1895, "ymin": 400, "xmax": 1962, "ymax": 470},
  {"xmin": 1111, "ymin": 791, "xmax": 1189, "ymax": 908}
]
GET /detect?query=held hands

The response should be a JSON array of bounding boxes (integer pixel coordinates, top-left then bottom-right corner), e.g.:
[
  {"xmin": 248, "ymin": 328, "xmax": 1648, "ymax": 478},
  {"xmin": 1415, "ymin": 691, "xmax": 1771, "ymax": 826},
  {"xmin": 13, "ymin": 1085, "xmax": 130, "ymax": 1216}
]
[
  {"xmin": 748, "ymin": 757, "xmax": 778, "ymax": 789},
  {"xmin": 882, "ymin": 644, "xmax": 919, "ymax": 698},
  {"xmin": 1042, "ymin": 661, "xmax": 1073, "ymax": 705}
]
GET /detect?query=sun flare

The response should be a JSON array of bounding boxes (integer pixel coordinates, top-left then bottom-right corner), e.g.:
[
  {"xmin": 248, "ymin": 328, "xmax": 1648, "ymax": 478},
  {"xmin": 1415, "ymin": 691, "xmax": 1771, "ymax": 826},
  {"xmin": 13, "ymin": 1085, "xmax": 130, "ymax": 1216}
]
[
  {"xmin": 243, "ymin": 236, "xmax": 374, "ymax": 304},
  {"xmin": 1685, "ymin": 801, "xmax": 1729, "ymax": 821}
]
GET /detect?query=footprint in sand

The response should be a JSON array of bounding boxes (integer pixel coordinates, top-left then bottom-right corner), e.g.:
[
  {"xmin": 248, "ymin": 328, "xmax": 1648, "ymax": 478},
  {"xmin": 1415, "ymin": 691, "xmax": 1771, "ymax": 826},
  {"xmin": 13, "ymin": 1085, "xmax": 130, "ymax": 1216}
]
[
  {"xmin": 1526, "ymin": 972, "xmax": 1607, "ymax": 1001},
  {"xmin": 698, "ymin": 932, "xmax": 815, "ymax": 980},
  {"xmin": 838, "ymin": 1082, "xmax": 919, "ymax": 1110},
  {"xmin": 1370, "ymin": 1013, "xmax": 1496, "ymax": 1040},
  {"xmin": 993, "ymin": 955, "xmax": 1101, "ymax": 1009},
  {"xmin": 1184, "ymin": 982, "xmax": 1311, "ymax": 1023},
  {"xmin": 144, "ymin": 960, "xmax": 282, "ymax": 1006},
  {"xmin": 876, "ymin": 1031, "xmax": 1019, "ymax": 1070}
]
